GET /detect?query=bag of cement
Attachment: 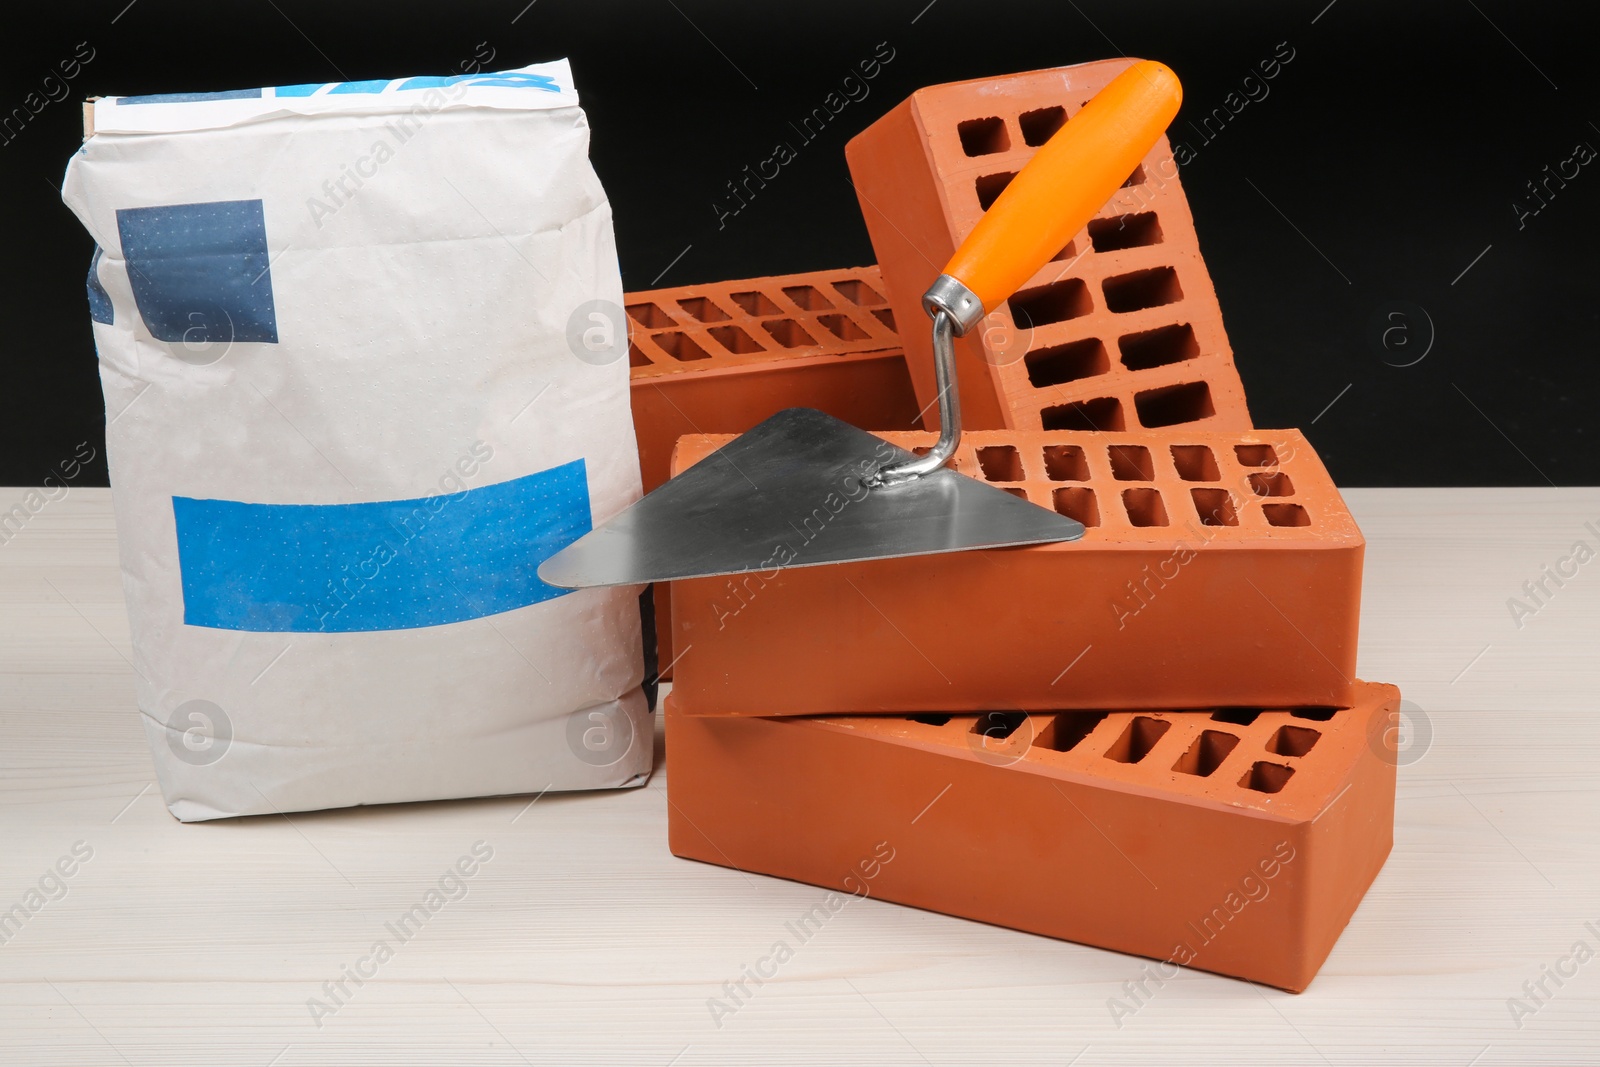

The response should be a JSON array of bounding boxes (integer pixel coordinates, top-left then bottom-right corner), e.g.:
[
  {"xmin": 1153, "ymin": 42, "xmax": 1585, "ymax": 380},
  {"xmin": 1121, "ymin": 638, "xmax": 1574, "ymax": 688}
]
[{"xmin": 60, "ymin": 58, "xmax": 650, "ymax": 820}]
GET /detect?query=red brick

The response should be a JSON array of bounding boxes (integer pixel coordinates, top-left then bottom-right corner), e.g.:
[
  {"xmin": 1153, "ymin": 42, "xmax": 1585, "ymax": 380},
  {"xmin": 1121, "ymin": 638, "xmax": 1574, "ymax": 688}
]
[
  {"xmin": 846, "ymin": 59, "xmax": 1250, "ymax": 434},
  {"xmin": 668, "ymin": 427, "xmax": 1361, "ymax": 714},
  {"xmin": 666, "ymin": 680, "xmax": 1400, "ymax": 992},
  {"xmin": 628, "ymin": 265, "xmax": 917, "ymax": 492}
]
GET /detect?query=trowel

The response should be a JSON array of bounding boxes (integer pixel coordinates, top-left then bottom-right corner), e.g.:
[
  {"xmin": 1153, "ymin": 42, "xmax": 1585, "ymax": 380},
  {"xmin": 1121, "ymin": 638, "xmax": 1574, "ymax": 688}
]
[{"xmin": 539, "ymin": 61, "xmax": 1182, "ymax": 589}]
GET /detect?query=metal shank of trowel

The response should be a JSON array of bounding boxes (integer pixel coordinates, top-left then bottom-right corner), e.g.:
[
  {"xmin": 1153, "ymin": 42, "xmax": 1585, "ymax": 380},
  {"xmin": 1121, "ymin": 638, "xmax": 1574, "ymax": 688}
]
[
  {"xmin": 867, "ymin": 275, "xmax": 983, "ymax": 487},
  {"xmin": 865, "ymin": 59, "xmax": 1184, "ymax": 489}
]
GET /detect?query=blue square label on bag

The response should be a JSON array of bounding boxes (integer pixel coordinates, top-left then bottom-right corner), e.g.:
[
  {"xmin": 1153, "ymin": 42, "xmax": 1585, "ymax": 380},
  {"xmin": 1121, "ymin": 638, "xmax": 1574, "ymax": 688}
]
[{"xmin": 116, "ymin": 199, "xmax": 279, "ymax": 345}]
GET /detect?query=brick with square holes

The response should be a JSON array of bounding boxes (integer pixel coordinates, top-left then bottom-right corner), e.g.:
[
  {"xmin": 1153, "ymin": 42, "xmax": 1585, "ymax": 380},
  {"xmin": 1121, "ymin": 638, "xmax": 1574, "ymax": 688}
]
[
  {"xmin": 627, "ymin": 264, "xmax": 918, "ymax": 495},
  {"xmin": 667, "ymin": 427, "xmax": 1360, "ymax": 714},
  {"xmin": 666, "ymin": 680, "xmax": 1399, "ymax": 992},
  {"xmin": 845, "ymin": 59, "xmax": 1250, "ymax": 434},
  {"xmin": 627, "ymin": 264, "xmax": 923, "ymax": 679}
]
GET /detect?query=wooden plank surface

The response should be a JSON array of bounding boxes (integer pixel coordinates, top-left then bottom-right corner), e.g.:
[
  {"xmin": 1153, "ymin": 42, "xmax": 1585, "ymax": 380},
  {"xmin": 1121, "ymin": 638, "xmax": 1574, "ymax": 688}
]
[{"xmin": 1, "ymin": 486, "xmax": 1596, "ymax": 1065}]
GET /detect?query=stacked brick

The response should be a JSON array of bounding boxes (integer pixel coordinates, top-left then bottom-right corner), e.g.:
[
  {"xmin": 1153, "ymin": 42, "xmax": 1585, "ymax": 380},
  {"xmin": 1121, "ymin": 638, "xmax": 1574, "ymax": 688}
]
[
  {"xmin": 668, "ymin": 427, "xmax": 1362, "ymax": 716},
  {"xmin": 631, "ymin": 60, "xmax": 1397, "ymax": 992},
  {"xmin": 668, "ymin": 682, "xmax": 1399, "ymax": 992}
]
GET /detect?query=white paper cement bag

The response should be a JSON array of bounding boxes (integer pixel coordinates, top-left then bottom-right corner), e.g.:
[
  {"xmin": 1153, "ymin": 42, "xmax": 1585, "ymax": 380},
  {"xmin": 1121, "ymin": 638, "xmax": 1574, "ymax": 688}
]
[{"xmin": 61, "ymin": 59, "xmax": 650, "ymax": 821}]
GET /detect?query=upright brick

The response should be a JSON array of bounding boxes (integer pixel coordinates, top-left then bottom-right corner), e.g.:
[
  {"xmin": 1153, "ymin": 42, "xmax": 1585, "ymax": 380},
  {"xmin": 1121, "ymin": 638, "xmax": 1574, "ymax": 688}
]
[
  {"xmin": 626, "ymin": 265, "xmax": 922, "ymax": 677},
  {"xmin": 667, "ymin": 680, "xmax": 1400, "ymax": 992},
  {"xmin": 846, "ymin": 60, "xmax": 1250, "ymax": 434},
  {"xmin": 669, "ymin": 427, "xmax": 1360, "ymax": 714}
]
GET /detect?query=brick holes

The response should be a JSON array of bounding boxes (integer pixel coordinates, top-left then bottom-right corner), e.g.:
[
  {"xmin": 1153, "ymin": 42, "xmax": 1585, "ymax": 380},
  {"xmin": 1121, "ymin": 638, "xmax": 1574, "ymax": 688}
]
[
  {"xmin": 677, "ymin": 296, "xmax": 730, "ymax": 323},
  {"xmin": 729, "ymin": 290, "xmax": 782, "ymax": 315},
  {"xmin": 1011, "ymin": 278, "xmax": 1092, "ymax": 327},
  {"xmin": 1103, "ymin": 266, "xmax": 1183, "ymax": 313},
  {"xmin": 1104, "ymin": 716, "xmax": 1171, "ymax": 764},
  {"xmin": 1235, "ymin": 444, "xmax": 1281, "ymax": 467},
  {"xmin": 977, "ymin": 445, "xmax": 1025, "ymax": 481},
  {"xmin": 1250, "ymin": 471, "xmax": 1295, "ymax": 497},
  {"xmin": 707, "ymin": 325, "xmax": 763, "ymax": 354},
  {"xmin": 1119, "ymin": 323, "xmax": 1200, "ymax": 370},
  {"xmin": 783, "ymin": 285, "xmax": 834, "ymax": 311},
  {"xmin": 958, "ymin": 115, "xmax": 1010, "ymax": 156},
  {"xmin": 976, "ymin": 171, "xmax": 1017, "ymax": 210},
  {"xmin": 1121, "ymin": 487, "xmax": 1168, "ymax": 527},
  {"xmin": 1001, "ymin": 487, "xmax": 1028, "ymax": 500},
  {"xmin": 831, "ymin": 278, "xmax": 886, "ymax": 306},
  {"xmin": 1018, "ymin": 105, "xmax": 1067, "ymax": 146},
  {"xmin": 1170, "ymin": 445, "xmax": 1219, "ymax": 481},
  {"xmin": 972, "ymin": 711, "xmax": 1028, "ymax": 741},
  {"xmin": 1053, "ymin": 487, "xmax": 1099, "ymax": 527},
  {"xmin": 1038, "ymin": 711, "xmax": 1108, "ymax": 752},
  {"xmin": 626, "ymin": 302, "xmax": 671, "ymax": 328},
  {"xmin": 1268, "ymin": 725, "xmax": 1321, "ymax": 757},
  {"xmin": 1135, "ymin": 381, "xmax": 1215, "ymax": 427},
  {"xmin": 1173, "ymin": 730, "xmax": 1240, "ymax": 777},
  {"xmin": 1122, "ymin": 164, "xmax": 1148, "ymax": 188},
  {"xmin": 817, "ymin": 313, "xmax": 870, "ymax": 341},
  {"xmin": 627, "ymin": 340, "xmax": 651, "ymax": 368},
  {"xmin": 1264, "ymin": 503, "xmax": 1311, "ymax": 528},
  {"xmin": 1088, "ymin": 212, "xmax": 1164, "ymax": 252},
  {"xmin": 1108, "ymin": 444, "xmax": 1154, "ymax": 480},
  {"xmin": 761, "ymin": 319, "xmax": 817, "ymax": 348},
  {"xmin": 1241, "ymin": 761, "xmax": 1295, "ymax": 794},
  {"xmin": 894, "ymin": 706, "xmax": 1339, "ymax": 798},
  {"xmin": 1191, "ymin": 487, "xmax": 1239, "ymax": 527},
  {"xmin": 1290, "ymin": 708, "xmax": 1339, "ymax": 721},
  {"xmin": 872, "ymin": 308, "xmax": 896, "ymax": 331},
  {"xmin": 1041, "ymin": 396, "xmax": 1124, "ymax": 431},
  {"xmin": 1025, "ymin": 338, "xmax": 1109, "ymax": 387},
  {"xmin": 1042, "ymin": 444, "xmax": 1089, "ymax": 481},
  {"xmin": 654, "ymin": 332, "xmax": 711, "ymax": 362}
]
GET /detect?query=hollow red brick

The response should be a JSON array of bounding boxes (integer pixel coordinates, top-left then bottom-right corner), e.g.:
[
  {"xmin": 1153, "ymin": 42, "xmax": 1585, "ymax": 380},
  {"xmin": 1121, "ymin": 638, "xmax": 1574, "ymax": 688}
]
[
  {"xmin": 627, "ymin": 265, "xmax": 922, "ymax": 678},
  {"xmin": 845, "ymin": 59, "xmax": 1250, "ymax": 434},
  {"xmin": 668, "ymin": 427, "xmax": 1360, "ymax": 714},
  {"xmin": 666, "ymin": 680, "xmax": 1399, "ymax": 992},
  {"xmin": 628, "ymin": 265, "xmax": 917, "ymax": 492}
]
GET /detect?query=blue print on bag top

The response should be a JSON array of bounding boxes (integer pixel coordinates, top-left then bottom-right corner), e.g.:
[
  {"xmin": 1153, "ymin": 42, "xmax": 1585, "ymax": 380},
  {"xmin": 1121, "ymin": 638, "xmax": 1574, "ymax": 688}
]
[
  {"xmin": 118, "ymin": 88, "xmax": 264, "ymax": 105},
  {"xmin": 86, "ymin": 246, "xmax": 113, "ymax": 325},
  {"xmin": 116, "ymin": 199, "xmax": 278, "ymax": 346},
  {"xmin": 274, "ymin": 71, "xmax": 560, "ymax": 97},
  {"xmin": 171, "ymin": 461, "xmax": 592, "ymax": 633}
]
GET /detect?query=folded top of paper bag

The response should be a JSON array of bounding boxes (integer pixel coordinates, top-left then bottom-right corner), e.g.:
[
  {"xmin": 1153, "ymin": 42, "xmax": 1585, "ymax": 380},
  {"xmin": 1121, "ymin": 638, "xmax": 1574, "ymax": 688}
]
[{"xmin": 86, "ymin": 58, "xmax": 579, "ymax": 136}]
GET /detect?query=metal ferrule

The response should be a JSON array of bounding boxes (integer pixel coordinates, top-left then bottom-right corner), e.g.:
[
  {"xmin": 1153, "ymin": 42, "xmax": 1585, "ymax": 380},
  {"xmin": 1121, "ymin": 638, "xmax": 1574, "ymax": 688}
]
[{"xmin": 920, "ymin": 274, "xmax": 984, "ymax": 337}]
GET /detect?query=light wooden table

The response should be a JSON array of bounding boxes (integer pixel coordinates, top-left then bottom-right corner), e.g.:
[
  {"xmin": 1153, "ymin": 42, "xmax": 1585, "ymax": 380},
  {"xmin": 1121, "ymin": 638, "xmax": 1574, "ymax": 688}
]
[{"xmin": 1, "ymin": 487, "xmax": 1596, "ymax": 1066}]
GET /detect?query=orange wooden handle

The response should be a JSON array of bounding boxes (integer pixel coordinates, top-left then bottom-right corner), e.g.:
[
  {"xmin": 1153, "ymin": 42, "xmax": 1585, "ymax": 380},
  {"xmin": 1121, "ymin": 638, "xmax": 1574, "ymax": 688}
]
[{"xmin": 942, "ymin": 60, "xmax": 1182, "ymax": 312}]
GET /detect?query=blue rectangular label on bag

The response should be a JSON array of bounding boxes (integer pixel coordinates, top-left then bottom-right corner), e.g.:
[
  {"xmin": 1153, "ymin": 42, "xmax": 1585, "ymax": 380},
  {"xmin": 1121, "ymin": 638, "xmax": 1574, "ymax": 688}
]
[
  {"xmin": 117, "ymin": 199, "xmax": 279, "ymax": 346},
  {"xmin": 172, "ymin": 461, "xmax": 590, "ymax": 633}
]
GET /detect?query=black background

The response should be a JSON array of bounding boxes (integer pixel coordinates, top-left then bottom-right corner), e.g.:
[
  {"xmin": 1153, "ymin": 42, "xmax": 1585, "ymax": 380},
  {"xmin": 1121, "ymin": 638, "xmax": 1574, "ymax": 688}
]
[{"xmin": 2, "ymin": 0, "xmax": 1592, "ymax": 487}]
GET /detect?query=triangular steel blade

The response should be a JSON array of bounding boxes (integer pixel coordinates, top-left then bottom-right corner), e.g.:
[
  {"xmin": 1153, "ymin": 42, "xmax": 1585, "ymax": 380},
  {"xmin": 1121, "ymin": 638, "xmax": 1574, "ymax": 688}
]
[{"xmin": 538, "ymin": 407, "xmax": 1084, "ymax": 589}]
